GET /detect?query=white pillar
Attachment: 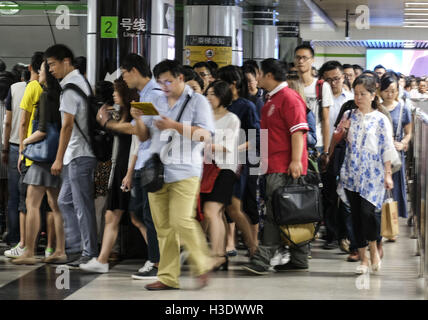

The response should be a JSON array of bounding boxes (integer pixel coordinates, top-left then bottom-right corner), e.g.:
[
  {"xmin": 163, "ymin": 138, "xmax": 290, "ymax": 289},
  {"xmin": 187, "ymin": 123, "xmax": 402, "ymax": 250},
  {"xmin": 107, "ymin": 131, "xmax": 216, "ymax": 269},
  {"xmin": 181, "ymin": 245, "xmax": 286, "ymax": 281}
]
[{"xmin": 87, "ymin": 0, "xmax": 97, "ymax": 86}]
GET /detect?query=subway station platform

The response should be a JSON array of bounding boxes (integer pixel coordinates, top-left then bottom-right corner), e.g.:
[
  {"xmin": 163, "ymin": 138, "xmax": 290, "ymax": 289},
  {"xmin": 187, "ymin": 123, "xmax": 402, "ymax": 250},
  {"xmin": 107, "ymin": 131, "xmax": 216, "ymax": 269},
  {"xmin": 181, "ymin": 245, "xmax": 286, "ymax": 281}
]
[{"xmin": 0, "ymin": 218, "xmax": 425, "ymax": 300}]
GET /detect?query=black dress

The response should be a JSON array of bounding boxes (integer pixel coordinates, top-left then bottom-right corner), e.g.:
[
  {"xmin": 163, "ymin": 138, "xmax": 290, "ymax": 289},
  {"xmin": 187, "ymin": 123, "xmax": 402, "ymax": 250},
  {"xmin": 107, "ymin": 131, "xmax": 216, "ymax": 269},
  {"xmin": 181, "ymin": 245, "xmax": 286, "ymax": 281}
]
[{"xmin": 106, "ymin": 127, "xmax": 132, "ymax": 211}]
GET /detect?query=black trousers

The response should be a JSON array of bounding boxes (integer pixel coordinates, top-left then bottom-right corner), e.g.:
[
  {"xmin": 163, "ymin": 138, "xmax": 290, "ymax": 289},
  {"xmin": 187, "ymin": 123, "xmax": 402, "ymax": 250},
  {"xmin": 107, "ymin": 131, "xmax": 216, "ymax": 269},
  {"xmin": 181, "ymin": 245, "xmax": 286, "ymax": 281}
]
[{"xmin": 344, "ymin": 189, "xmax": 378, "ymax": 249}]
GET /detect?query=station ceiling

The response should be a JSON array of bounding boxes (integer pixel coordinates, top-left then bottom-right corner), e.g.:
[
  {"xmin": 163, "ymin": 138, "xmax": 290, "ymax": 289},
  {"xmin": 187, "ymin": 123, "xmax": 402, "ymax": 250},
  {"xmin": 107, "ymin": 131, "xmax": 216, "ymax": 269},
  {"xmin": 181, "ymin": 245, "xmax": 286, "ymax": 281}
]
[{"xmin": 243, "ymin": 0, "xmax": 428, "ymax": 28}]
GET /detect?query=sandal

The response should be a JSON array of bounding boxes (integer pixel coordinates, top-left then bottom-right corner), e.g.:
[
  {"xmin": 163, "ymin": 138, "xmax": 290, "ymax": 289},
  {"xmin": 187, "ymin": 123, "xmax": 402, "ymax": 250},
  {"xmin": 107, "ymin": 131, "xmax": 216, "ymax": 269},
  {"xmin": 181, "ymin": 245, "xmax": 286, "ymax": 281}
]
[{"xmin": 355, "ymin": 264, "xmax": 369, "ymax": 274}]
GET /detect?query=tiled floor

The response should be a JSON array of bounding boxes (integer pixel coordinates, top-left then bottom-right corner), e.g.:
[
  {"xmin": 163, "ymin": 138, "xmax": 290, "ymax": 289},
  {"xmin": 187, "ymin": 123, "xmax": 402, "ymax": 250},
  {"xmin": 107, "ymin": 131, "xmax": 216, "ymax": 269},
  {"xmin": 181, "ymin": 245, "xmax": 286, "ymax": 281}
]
[{"xmin": 0, "ymin": 218, "xmax": 426, "ymax": 300}]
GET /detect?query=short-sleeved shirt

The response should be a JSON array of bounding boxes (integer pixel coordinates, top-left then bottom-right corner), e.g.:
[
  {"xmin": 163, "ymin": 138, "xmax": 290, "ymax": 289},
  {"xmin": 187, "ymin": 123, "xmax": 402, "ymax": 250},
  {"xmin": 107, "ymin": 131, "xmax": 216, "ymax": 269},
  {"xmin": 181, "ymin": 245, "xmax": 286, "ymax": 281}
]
[
  {"xmin": 213, "ymin": 112, "xmax": 241, "ymax": 172},
  {"xmin": 59, "ymin": 69, "xmax": 94, "ymax": 165},
  {"xmin": 330, "ymin": 89, "xmax": 354, "ymax": 137},
  {"xmin": 148, "ymin": 85, "xmax": 215, "ymax": 183},
  {"xmin": 339, "ymin": 110, "xmax": 396, "ymax": 209},
  {"xmin": 6, "ymin": 82, "xmax": 27, "ymax": 144},
  {"xmin": 261, "ymin": 83, "xmax": 309, "ymax": 175},
  {"xmin": 133, "ymin": 79, "xmax": 164, "ymax": 170},
  {"xmin": 20, "ymin": 80, "xmax": 43, "ymax": 166},
  {"xmin": 304, "ymin": 78, "xmax": 334, "ymax": 148}
]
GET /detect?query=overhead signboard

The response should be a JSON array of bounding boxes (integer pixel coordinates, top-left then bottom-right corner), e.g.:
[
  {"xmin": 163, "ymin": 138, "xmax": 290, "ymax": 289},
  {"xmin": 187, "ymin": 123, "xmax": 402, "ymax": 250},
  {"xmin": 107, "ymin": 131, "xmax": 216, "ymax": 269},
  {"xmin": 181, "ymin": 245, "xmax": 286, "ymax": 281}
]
[{"xmin": 184, "ymin": 35, "xmax": 232, "ymax": 67}]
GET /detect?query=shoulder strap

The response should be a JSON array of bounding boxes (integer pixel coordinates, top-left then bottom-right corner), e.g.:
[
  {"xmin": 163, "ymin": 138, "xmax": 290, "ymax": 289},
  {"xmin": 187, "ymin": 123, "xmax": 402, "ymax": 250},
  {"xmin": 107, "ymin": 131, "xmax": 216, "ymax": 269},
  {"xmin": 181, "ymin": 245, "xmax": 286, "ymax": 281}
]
[
  {"xmin": 347, "ymin": 108, "xmax": 353, "ymax": 119},
  {"xmin": 164, "ymin": 94, "xmax": 193, "ymax": 145},
  {"xmin": 175, "ymin": 94, "xmax": 192, "ymax": 122},
  {"xmin": 395, "ymin": 101, "xmax": 405, "ymax": 140},
  {"xmin": 62, "ymin": 83, "xmax": 91, "ymax": 147},
  {"xmin": 316, "ymin": 80, "xmax": 323, "ymax": 101},
  {"xmin": 63, "ymin": 83, "xmax": 88, "ymax": 99}
]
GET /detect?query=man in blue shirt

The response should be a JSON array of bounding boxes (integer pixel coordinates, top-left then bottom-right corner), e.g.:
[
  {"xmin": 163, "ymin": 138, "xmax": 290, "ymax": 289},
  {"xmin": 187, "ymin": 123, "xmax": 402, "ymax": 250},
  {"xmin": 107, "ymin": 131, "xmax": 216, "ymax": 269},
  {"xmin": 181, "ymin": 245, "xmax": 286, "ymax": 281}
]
[
  {"xmin": 132, "ymin": 60, "xmax": 215, "ymax": 290},
  {"xmin": 87, "ymin": 54, "xmax": 163, "ymax": 278}
]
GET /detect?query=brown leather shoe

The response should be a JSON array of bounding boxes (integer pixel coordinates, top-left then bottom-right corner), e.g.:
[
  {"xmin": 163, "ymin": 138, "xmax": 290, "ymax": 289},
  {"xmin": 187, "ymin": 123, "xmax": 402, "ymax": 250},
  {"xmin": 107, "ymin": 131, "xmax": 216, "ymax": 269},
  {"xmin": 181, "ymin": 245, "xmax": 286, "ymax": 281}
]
[
  {"xmin": 145, "ymin": 281, "xmax": 178, "ymax": 291},
  {"xmin": 346, "ymin": 251, "xmax": 360, "ymax": 262}
]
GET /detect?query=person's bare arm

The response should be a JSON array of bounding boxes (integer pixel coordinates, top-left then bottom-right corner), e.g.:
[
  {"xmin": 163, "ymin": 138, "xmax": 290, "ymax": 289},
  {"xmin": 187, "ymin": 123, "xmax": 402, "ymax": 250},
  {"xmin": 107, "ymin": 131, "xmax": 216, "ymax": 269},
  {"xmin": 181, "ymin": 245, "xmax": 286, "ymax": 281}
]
[
  {"xmin": 1, "ymin": 111, "xmax": 12, "ymax": 164},
  {"xmin": 3, "ymin": 110, "xmax": 12, "ymax": 151},
  {"xmin": 17, "ymin": 110, "xmax": 31, "ymax": 172},
  {"xmin": 97, "ymin": 105, "xmax": 137, "ymax": 135},
  {"xmin": 23, "ymin": 130, "xmax": 46, "ymax": 145},
  {"xmin": 288, "ymin": 131, "xmax": 305, "ymax": 179},
  {"xmin": 155, "ymin": 116, "xmax": 212, "ymax": 143},
  {"xmin": 51, "ymin": 112, "xmax": 74, "ymax": 176},
  {"xmin": 321, "ymin": 107, "xmax": 330, "ymax": 152}
]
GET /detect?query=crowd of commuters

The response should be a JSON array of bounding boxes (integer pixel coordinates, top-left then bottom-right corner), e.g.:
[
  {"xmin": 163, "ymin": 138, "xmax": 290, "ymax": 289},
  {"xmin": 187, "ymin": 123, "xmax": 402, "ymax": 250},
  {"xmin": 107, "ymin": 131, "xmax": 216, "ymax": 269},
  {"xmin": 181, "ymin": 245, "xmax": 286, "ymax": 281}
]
[{"xmin": 0, "ymin": 42, "xmax": 426, "ymax": 290}]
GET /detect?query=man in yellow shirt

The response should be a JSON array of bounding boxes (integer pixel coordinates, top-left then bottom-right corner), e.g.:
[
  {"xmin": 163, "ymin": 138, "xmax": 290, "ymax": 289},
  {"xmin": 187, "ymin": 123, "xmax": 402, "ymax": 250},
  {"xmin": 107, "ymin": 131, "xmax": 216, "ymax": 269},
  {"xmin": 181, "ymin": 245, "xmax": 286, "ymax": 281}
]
[{"xmin": 4, "ymin": 52, "xmax": 43, "ymax": 259}]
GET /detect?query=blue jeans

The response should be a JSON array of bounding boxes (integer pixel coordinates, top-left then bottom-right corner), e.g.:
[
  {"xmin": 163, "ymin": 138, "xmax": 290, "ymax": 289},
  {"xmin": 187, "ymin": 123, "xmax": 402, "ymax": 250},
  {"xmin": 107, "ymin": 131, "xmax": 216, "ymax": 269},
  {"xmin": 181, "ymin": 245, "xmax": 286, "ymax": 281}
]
[
  {"xmin": 129, "ymin": 169, "xmax": 160, "ymax": 263},
  {"xmin": 6, "ymin": 144, "xmax": 20, "ymax": 244},
  {"xmin": 58, "ymin": 157, "xmax": 98, "ymax": 257}
]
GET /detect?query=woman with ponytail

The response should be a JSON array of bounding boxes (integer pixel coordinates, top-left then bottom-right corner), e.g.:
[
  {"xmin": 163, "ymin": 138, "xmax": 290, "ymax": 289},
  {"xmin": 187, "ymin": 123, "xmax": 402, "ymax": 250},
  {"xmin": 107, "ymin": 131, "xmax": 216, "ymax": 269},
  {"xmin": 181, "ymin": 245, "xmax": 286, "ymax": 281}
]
[{"xmin": 337, "ymin": 74, "xmax": 395, "ymax": 275}]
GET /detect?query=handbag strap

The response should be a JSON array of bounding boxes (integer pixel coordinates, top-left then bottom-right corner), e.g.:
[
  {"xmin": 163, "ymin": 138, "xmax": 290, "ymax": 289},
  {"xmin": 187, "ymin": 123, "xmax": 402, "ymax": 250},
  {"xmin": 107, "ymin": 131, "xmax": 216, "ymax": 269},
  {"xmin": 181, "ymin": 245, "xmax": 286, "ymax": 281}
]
[
  {"xmin": 165, "ymin": 93, "xmax": 192, "ymax": 144},
  {"xmin": 175, "ymin": 94, "xmax": 192, "ymax": 122},
  {"xmin": 395, "ymin": 101, "xmax": 405, "ymax": 141}
]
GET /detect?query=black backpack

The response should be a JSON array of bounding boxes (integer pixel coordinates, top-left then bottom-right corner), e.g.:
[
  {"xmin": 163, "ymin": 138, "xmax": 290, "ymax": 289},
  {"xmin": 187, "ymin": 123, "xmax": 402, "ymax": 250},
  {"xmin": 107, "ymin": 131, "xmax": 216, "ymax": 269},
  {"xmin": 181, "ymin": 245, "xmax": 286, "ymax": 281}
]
[{"xmin": 62, "ymin": 79, "xmax": 113, "ymax": 162}]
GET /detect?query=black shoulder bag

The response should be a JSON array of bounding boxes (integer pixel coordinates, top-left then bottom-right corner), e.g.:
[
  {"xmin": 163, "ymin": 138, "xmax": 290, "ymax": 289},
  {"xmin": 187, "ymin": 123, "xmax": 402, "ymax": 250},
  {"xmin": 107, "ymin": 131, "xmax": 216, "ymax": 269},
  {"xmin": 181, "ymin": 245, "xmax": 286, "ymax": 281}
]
[
  {"xmin": 272, "ymin": 176, "xmax": 323, "ymax": 247},
  {"xmin": 141, "ymin": 94, "xmax": 192, "ymax": 193}
]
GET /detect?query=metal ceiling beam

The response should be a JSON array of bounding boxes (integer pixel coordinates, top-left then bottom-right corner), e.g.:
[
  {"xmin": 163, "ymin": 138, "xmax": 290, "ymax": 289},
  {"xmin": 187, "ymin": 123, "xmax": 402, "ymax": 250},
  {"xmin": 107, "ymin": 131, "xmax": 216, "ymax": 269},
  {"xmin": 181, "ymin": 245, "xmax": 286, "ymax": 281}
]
[{"xmin": 301, "ymin": 0, "xmax": 337, "ymax": 31}]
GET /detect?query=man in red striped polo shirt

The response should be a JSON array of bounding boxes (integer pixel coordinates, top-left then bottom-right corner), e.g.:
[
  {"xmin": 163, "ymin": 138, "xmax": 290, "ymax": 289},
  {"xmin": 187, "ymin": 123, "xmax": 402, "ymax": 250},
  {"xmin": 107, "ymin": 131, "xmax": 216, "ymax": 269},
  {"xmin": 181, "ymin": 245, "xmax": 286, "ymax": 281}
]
[{"xmin": 242, "ymin": 58, "xmax": 310, "ymax": 275}]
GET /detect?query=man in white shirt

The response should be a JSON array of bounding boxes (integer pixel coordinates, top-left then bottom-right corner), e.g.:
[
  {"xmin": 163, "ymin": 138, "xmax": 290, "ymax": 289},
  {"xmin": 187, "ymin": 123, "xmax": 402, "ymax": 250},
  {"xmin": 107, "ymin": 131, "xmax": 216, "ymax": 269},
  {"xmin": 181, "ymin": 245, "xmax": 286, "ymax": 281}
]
[
  {"xmin": 2, "ymin": 80, "xmax": 26, "ymax": 245},
  {"xmin": 46, "ymin": 44, "xmax": 98, "ymax": 268},
  {"xmin": 320, "ymin": 61, "xmax": 354, "ymax": 138},
  {"xmin": 294, "ymin": 44, "xmax": 334, "ymax": 163},
  {"xmin": 410, "ymin": 78, "xmax": 428, "ymax": 99}
]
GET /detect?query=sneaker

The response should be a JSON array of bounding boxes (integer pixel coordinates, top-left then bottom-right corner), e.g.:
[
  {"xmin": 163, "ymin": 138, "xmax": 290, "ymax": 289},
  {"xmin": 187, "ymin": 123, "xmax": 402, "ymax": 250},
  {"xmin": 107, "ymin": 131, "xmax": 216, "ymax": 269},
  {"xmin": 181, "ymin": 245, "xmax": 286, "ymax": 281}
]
[
  {"xmin": 270, "ymin": 248, "xmax": 290, "ymax": 266},
  {"xmin": 4, "ymin": 244, "xmax": 26, "ymax": 259},
  {"xmin": 274, "ymin": 262, "xmax": 308, "ymax": 272},
  {"xmin": 79, "ymin": 257, "xmax": 109, "ymax": 273},
  {"xmin": 132, "ymin": 267, "xmax": 158, "ymax": 280},
  {"xmin": 66, "ymin": 255, "xmax": 92, "ymax": 269},
  {"xmin": 45, "ymin": 248, "xmax": 54, "ymax": 258},
  {"xmin": 322, "ymin": 241, "xmax": 339, "ymax": 250},
  {"xmin": 242, "ymin": 263, "xmax": 269, "ymax": 275},
  {"xmin": 138, "ymin": 260, "xmax": 155, "ymax": 273}
]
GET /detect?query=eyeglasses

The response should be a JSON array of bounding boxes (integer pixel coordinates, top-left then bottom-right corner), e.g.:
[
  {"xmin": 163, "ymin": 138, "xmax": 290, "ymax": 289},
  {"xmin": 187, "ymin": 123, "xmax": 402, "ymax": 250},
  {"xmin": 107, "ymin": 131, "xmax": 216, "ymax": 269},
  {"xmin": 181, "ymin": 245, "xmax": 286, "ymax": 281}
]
[
  {"xmin": 294, "ymin": 55, "xmax": 312, "ymax": 62},
  {"xmin": 325, "ymin": 77, "xmax": 343, "ymax": 83},
  {"xmin": 157, "ymin": 79, "xmax": 173, "ymax": 87},
  {"xmin": 198, "ymin": 72, "xmax": 211, "ymax": 78}
]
